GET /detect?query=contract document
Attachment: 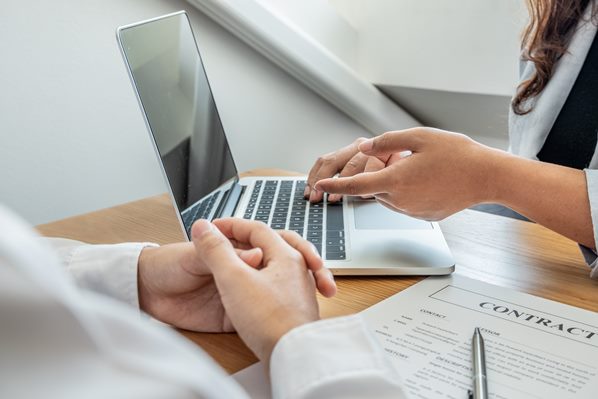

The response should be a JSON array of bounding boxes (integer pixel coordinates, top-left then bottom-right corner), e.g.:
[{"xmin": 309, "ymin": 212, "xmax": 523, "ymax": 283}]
[
  {"xmin": 234, "ymin": 275, "xmax": 598, "ymax": 398},
  {"xmin": 363, "ymin": 275, "xmax": 598, "ymax": 399}
]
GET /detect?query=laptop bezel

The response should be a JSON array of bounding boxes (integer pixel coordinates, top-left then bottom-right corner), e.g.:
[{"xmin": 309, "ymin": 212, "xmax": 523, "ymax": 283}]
[{"xmin": 116, "ymin": 10, "xmax": 242, "ymax": 240}]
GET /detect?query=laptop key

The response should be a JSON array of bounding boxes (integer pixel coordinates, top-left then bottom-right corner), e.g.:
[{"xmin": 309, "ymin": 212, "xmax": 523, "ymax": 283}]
[
  {"xmin": 326, "ymin": 230, "xmax": 344, "ymax": 238},
  {"xmin": 326, "ymin": 252, "xmax": 346, "ymax": 260},
  {"xmin": 327, "ymin": 238, "xmax": 344, "ymax": 246},
  {"xmin": 326, "ymin": 202, "xmax": 344, "ymax": 231},
  {"xmin": 307, "ymin": 237, "xmax": 322, "ymax": 245},
  {"xmin": 326, "ymin": 245, "xmax": 345, "ymax": 253}
]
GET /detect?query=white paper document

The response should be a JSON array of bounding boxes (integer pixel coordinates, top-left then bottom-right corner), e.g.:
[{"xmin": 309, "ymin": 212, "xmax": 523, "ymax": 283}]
[
  {"xmin": 363, "ymin": 274, "xmax": 598, "ymax": 399},
  {"xmin": 234, "ymin": 275, "xmax": 598, "ymax": 398}
]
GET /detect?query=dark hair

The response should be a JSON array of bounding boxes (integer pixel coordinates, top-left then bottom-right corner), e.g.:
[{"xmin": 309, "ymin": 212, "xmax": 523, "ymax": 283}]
[{"xmin": 512, "ymin": 0, "xmax": 597, "ymax": 115}]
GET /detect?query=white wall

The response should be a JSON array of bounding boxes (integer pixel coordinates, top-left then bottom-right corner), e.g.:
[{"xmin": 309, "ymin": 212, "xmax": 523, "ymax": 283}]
[
  {"xmin": 329, "ymin": 0, "xmax": 528, "ymax": 96},
  {"xmin": 257, "ymin": 0, "xmax": 358, "ymax": 67},
  {"xmin": 0, "ymin": 0, "xmax": 369, "ymax": 225}
]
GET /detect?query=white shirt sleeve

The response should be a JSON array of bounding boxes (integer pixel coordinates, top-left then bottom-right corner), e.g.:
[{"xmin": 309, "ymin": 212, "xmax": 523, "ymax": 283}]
[
  {"xmin": 271, "ymin": 315, "xmax": 408, "ymax": 399},
  {"xmin": 44, "ymin": 238, "xmax": 158, "ymax": 308},
  {"xmin": 1, "ymin": 206, "xmax": 407, "ymax": 398}
]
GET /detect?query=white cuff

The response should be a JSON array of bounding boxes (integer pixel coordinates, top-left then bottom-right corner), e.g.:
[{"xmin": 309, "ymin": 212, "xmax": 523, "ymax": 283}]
[
  {"xmin": 64, "ymin": 242, "xmax": 158, "ymax": 308},
  {"xmin": 270, "ymin": 314, "xmax": 405, "ymax": 399}
]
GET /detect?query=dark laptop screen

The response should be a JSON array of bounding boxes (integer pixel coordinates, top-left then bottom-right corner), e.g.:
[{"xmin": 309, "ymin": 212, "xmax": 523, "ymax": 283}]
[{"xmin": 118, "ymin": 12, "xmax": 237, "ymax": 212}]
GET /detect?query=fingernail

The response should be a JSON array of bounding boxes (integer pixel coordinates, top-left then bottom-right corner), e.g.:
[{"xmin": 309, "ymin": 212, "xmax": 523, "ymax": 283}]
[
  {"xmin": 191, "ymin": 220, "xmax": 213, "ymax": 239},
  {"xmin": 359, "ymin": 139, "xmax": 374, "ymax": 152},
  {"xmin": 309, "ymin": 190, "xmax": 318, "ymax": 202},
  {"xmin": 303, "ymin": 186, "xmax": 311, "ymax": 198}
]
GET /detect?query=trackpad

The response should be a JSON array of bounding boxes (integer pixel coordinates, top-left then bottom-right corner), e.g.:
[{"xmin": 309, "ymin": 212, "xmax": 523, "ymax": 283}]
[{"xmin": 353, "ymin": 200, "xmax": 432, "ymax": 230}]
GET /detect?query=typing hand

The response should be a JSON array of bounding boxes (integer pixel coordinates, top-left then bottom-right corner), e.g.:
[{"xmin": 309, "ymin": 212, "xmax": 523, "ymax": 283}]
[
  {"xmin": 191, "ymin": 218, "xmax": 336, "ymax": 362},
  {"xmin": 137, "ymin": 218, "xmax": 335, "ymax": 333},
  {"xmin": 315, "ymin": 128, "xmax": 497, "ymax": 221},
  {"xmin": 306, "ymin": 137, "xmax": 387, "ymax": 203}
]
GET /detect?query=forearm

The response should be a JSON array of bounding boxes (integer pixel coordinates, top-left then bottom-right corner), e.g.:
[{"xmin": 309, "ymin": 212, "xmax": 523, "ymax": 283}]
[{"xmin": 488, "ymin": 151, "xmax": 595, "ymax": 249}]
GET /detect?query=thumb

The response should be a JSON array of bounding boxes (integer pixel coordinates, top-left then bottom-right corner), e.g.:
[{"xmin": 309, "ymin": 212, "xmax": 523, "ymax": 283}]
[
  {"xmin": 191, "ymin": 220, "xmax": 252, "ymax": 281},
  {"xmin": 358, "ymin": 129, "xmax": 424, "ymax": 157}
]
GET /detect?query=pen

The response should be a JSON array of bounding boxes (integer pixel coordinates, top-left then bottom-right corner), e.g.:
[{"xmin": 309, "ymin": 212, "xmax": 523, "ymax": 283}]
[{"xmin": 468, "ymin": 327, "xmax": 488, "ymax": 399}]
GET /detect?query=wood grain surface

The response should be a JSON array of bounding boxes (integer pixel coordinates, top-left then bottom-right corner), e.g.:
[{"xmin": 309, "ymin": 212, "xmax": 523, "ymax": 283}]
[{"xmin": 36, "ymin": 169, "xmax": 598, "ymax": 373}]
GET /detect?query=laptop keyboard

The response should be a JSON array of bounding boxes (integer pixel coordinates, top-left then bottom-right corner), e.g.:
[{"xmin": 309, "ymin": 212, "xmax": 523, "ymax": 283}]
[
  {"xmin": 182, "ymin": 192, "xmax": 218, "ymax": 235},
  {"xmin": 243, "ymin": 180, "xmax": 346, "ymax": 260}
]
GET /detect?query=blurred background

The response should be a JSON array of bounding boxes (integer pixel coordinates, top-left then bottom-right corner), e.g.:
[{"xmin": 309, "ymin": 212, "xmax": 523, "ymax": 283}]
[{"xmin": 0, "ymin": 0, "xmax": 527, "ymax": 224}]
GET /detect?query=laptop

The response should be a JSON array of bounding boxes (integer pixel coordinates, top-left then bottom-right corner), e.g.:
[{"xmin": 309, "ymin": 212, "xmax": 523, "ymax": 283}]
[{"xmin": 116, "ymin": 11, "xmax": 455, "ymax": 275}]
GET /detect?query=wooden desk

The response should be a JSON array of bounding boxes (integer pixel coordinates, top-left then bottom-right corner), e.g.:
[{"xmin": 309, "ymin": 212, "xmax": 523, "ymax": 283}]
[{"xmin": 37, "ymin": 169, "xmax": 598, "ymax": 373}]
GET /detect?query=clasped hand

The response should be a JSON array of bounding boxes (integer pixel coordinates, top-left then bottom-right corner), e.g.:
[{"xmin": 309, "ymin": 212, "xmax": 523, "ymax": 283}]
[{"xmin": 137, "ymin": 218, "xmax": 336, "ymax": 362}]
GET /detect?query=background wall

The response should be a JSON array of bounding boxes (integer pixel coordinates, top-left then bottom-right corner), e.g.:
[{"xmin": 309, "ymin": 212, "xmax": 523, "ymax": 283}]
[
  {"xmin": 328, "ymin": 0, "xmax": 528, "ymax": 96},
  {"xmin": 0, "ymin": 0, "xmax": 369, "ymax": 224},
  {"xmin": 328, "ymin": 0, "xmax": 528, "ymax": 148},
  {"xmin": 0, "ymin": 0, "xmax": 529, "ymax": 225}
]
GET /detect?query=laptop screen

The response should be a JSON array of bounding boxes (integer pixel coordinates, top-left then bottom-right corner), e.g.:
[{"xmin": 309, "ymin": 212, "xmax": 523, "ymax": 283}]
[{"xmin": 118, "ymin": 12, "xmax": 238, "ymax": 213}]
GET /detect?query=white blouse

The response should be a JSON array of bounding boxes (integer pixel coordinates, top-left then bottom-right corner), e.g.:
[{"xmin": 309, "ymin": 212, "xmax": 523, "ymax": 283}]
[{"xmin": 507, "ymin": 1, "xmax": 598, "ymax": 278}]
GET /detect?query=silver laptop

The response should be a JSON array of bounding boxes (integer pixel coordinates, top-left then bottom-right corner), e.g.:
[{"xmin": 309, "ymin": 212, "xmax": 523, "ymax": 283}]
[{"xmin": 116, "ymin": 11, "xmax": 455, "ymax": 275}]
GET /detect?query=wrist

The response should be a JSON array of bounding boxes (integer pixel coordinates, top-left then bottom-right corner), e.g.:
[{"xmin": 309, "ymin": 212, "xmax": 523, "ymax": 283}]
[
  {"xmin": 475, "ymin": 146, "xmax": 513, "ymax": 205},
  {"xmin": 137, "ymin": 246, "xmax": 159, "ymax": 313}
]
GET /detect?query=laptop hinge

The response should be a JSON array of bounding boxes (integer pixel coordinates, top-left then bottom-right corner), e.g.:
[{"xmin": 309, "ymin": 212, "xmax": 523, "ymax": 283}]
[{"xmin": 215, "ymin": 182, "xmax": 244, "ymax": 219}]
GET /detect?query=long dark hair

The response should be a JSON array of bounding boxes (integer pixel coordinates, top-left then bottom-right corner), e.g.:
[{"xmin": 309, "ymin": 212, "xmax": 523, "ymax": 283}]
[{"xmin": 512, "ymin": 0, "xmax": 597, "ymax": 115}]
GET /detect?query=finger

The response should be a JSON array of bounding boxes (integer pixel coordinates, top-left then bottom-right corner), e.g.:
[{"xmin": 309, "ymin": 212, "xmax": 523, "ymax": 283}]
[
  {"xmin": 359, "ymin": 129, "xmax": 425, "ymax": 157},
  {"xmin": 313, "ymin": 267, "xmax": 337, "ymax": 298},
  {"xmin": 357, "ymin": 156, "xmax": 387, "ymax": 199},
  {"xmin": 327, "ymin": 193, "xmax": 343, "ymax": 203},
  {"xmin": 306, "ymin": 139, "xmax": 366, "ymax": 200},
  {"xmin": 212, "ymin": 218, "xmax": 291, "ymax": 264},
  {"xmin": 229, "ymin": 238, "xmax": 253, "ymax": 250},
  {"xmin": 191, "ymin": 220, "xmax": 253, "ymax": 282},
  {"xmin": 277, "ymin": 230, "xmax": 322, "ymax": 270},
  {"xmin": 364, "ymin": 156, "xmax": 386, "ymax": 173},
  {"xmin": 236, "ymin": 247, "xmax": 264, "ymax": 268},
  {"xmin": 329, "ymin": 153, "xmax": 370, "ymax": 202},
  {"xmin": 277, "ymin": 230, "xmax": 336, "ymax": 298},
  {"xmin": 374, "ymin": 194, "xmax": 403, "ymax": 213},
  {"xmin": 309, "ymin": 187, "xmax": 325, "ymax": 203},
  {"xmin": 314, "ymin": 170, "xmax": 391, "ymax": 197}
]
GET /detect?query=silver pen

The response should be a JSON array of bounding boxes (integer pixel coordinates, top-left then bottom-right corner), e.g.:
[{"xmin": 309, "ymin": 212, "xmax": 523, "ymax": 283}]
[{"xmin": 468, "ymin": 327, "xmax": 488, "ymax": 399}]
